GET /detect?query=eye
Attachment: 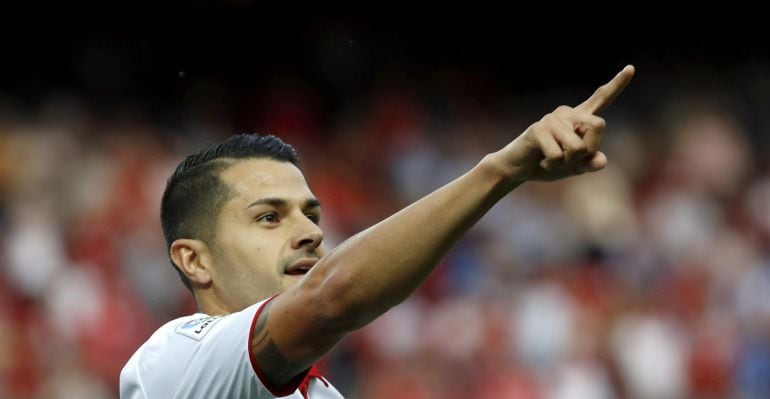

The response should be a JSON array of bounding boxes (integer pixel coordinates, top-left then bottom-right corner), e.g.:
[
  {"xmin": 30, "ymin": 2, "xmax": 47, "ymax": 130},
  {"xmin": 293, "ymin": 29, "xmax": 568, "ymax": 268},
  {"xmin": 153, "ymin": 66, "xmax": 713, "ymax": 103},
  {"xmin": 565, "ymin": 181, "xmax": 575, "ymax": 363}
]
[
  {"xmin": 256, "ymin": 212, "xmax": 279, "ymax": 224},
  {"xmin": 305, "ymin": 213, "xmax": 320, "ymax": 225}
]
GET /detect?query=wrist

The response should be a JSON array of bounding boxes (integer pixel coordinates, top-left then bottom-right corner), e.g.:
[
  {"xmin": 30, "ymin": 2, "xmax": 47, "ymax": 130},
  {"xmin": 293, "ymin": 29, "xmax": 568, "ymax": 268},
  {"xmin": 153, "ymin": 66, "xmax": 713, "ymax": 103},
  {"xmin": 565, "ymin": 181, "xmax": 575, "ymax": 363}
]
[{"xmin": 477, "ymin": 152, "xmax": 525, "ymax": 193}]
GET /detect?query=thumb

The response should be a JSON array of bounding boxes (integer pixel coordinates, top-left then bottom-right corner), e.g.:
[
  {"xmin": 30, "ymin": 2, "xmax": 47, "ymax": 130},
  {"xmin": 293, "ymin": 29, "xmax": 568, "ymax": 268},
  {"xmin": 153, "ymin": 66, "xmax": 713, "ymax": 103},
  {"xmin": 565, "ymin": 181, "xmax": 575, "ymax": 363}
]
[{"xmin": 577, "ymin": 151, "xmax": 608, "ymax": 173}]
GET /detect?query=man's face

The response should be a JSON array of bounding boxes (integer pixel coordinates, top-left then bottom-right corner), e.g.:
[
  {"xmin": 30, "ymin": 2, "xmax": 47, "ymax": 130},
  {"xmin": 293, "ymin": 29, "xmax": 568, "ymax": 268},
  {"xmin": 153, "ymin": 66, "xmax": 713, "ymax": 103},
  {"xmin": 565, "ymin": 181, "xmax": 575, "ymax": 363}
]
[{"xmin": 208, "ymin": 158, "xmax": 324, "ymax": 311}]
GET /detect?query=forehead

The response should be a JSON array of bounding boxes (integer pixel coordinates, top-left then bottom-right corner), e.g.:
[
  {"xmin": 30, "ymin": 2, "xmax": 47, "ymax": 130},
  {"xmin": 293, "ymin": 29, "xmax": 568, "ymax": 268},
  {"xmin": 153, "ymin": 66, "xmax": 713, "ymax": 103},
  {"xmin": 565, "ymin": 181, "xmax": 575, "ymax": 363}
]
[{"xmin": 219, "ymin": 158, "xmax": 313, "ymax": 204}]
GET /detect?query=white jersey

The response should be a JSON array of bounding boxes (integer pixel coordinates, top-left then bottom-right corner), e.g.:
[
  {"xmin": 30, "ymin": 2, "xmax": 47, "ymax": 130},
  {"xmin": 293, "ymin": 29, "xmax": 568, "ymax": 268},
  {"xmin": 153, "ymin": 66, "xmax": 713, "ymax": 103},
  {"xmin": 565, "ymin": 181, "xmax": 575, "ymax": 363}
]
[{"xmin": 120, "ymin": 297, "xmax": 343, "ymax": 398}]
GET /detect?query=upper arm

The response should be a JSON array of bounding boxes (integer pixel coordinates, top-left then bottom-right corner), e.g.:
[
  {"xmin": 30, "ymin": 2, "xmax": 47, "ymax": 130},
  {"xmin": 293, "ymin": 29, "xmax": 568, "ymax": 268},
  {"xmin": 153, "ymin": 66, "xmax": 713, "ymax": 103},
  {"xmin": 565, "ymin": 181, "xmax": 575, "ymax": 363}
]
[{"xmin": 249, "ymin": 274, "xmax": 353, "ymax": 389}]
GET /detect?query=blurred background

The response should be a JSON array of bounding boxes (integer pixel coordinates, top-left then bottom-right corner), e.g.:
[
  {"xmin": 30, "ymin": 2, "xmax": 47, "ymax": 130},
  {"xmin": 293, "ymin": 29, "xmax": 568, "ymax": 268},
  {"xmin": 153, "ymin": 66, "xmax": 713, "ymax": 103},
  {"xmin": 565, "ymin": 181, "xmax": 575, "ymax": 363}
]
[{"xmin": 1, "ymin": 3, "xmax": 769, "ymax": 398}]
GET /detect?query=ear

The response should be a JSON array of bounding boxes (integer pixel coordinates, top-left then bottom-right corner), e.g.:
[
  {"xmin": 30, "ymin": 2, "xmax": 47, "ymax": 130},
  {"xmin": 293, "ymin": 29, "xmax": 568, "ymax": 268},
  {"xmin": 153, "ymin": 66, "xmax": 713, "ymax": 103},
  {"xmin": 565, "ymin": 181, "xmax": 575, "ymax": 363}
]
[{"xmin": 170, "ymin": 239, "xmax": 214, "ymax": 286}]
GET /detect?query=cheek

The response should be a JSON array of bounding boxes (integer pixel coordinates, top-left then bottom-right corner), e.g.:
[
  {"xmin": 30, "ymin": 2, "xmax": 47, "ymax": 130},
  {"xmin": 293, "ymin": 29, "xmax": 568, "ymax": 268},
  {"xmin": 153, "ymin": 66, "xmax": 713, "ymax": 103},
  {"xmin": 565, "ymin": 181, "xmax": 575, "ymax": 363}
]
[
  {"xmin": 216, "ymin": 223, "xmax": 287, "ymax": 275},
  {"xmin": 234, "ymin": 233, "xmax": 283, "ymax": 272}
]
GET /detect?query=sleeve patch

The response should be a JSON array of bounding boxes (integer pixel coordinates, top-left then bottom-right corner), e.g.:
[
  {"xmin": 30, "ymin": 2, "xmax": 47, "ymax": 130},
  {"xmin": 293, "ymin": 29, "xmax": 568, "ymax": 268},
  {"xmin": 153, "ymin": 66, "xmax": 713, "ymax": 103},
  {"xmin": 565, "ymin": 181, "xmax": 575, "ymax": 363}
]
[{"xmin": 175, "ymin": 315, "xmax": 224, "ymax": 340}]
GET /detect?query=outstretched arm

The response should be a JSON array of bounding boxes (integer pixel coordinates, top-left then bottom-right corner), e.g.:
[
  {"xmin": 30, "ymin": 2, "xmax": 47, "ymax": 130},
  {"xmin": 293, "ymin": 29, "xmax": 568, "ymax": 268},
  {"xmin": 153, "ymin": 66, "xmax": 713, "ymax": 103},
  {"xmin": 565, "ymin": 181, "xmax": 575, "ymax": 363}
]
[{"xmin": 253, "ymin": 65, "xmax": 635, "ymax": 387}]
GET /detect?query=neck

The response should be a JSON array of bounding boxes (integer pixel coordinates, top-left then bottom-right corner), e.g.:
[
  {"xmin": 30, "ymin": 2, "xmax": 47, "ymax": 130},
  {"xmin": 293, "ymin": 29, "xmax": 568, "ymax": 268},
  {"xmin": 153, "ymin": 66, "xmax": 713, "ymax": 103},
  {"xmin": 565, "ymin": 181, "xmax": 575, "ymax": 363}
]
[{"xmin": 194, "ymin": 291, "xmax": 232, "ymax": 315}]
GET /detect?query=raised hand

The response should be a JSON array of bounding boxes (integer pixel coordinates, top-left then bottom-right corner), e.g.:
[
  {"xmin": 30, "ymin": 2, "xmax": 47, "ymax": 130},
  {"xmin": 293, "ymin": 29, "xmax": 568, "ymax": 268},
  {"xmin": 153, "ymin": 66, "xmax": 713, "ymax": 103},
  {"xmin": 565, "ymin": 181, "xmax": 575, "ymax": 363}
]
[{"xmin": 493, "ymin": 65, "xmax": 635, "ymax": 183}]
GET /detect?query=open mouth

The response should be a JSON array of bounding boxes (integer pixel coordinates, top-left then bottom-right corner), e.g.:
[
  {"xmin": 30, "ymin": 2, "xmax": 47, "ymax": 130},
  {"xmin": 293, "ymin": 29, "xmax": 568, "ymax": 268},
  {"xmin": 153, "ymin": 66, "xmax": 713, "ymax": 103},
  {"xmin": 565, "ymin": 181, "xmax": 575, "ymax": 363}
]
[{"xmin": 284, "ymin": 259, "xmax": 318, "ymax": 276}]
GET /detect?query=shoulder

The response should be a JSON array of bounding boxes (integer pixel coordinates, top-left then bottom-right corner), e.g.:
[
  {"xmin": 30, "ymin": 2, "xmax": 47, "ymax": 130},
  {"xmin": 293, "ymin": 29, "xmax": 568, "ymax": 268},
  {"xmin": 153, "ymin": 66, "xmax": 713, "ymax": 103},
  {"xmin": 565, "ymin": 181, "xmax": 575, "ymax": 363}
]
[
  {"xmin": 119, "ymin": 315, "xmax": 193, "ymax": 398},
  {"xmin": 127, "ymin": 300, "xmax": 268, "ymax": 366},
  {"xmin": 119, "ymin": 314, "xmax": 207, "ymax": 389},
  {"xmin": 120, "ymin": 300, "xmax": 269, "ymax": 398}
]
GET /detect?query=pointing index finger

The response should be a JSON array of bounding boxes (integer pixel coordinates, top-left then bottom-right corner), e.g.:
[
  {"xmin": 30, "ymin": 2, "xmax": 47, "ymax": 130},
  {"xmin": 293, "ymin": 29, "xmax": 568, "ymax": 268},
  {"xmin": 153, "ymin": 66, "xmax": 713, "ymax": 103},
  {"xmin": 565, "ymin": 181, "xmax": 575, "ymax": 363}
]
[{"xmin": 576, "ymin": 65, "xmax": 635, "ymax": 115}]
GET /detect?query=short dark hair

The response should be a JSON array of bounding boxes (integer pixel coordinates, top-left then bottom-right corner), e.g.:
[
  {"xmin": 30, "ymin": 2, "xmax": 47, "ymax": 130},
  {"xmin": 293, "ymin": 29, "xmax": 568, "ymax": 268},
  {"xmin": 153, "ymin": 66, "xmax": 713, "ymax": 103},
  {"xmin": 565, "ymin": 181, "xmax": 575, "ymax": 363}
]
[{"xmin": 161, "ymin": 134, "xmax": 299, "ymax": 292}]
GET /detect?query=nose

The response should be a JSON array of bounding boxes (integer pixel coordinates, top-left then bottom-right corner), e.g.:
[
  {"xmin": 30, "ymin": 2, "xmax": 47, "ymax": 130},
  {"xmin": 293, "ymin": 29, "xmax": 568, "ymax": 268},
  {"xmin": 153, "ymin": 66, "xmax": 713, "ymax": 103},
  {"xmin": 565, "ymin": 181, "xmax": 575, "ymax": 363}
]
[{"xmin": 291, "ymin": 216, "xmax": 324, "ymax": 251}]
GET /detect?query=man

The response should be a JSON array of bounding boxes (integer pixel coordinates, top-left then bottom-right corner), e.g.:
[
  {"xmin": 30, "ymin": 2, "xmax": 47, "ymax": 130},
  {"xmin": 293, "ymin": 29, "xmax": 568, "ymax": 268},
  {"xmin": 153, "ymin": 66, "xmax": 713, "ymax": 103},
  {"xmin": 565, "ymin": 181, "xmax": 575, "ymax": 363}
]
[{"xmin": 120, "ymin": 65, "xmax": 635, "ymax": 398}]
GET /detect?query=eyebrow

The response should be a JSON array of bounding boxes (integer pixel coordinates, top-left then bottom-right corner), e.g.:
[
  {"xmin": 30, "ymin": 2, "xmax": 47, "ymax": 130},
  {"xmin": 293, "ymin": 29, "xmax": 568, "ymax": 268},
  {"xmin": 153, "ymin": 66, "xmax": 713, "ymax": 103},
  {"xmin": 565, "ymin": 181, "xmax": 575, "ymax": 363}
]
[{"xmin": 246, "ymin": 197, "xmax": 322, "ymax": 210}]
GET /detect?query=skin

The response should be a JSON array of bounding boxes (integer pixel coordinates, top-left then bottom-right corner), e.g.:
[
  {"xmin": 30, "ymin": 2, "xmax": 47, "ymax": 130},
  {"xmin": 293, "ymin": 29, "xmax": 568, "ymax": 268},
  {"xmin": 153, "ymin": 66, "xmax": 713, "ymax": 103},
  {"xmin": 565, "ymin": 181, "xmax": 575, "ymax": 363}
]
[
  {"xmin": 171, "ymin": 159, "xmax": 325, "ymax": 316},
  {"xmin": 171, "ymin": 65, "xmax": 636, "ymax": 388}
]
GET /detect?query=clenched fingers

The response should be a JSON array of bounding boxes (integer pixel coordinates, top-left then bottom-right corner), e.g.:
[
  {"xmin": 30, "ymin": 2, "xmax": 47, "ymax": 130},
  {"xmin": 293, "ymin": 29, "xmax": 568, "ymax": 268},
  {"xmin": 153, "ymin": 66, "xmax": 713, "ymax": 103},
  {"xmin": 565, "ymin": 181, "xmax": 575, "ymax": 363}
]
[
  {"xmin": 547, "ymin": 114, "xmax": 587, "ymax": 165},
  {"xmin": 553, "ymin": 106, "xmax": 607, "ymax": 154},
  {"xmin": 534, "ymin": 124, "xmax": 564, "ymax": 171},
  {"xmin": 576, "ymin": 114, "xmax": 606, "ymax": 153}
]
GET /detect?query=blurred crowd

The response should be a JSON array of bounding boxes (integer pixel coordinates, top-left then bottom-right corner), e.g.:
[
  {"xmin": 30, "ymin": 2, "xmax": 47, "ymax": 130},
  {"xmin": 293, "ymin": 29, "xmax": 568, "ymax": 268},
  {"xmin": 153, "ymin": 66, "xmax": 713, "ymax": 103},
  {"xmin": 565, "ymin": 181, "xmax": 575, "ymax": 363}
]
[{"xmin": 1, "ymin": 64, "xmax": 770, "ymax": 399}]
